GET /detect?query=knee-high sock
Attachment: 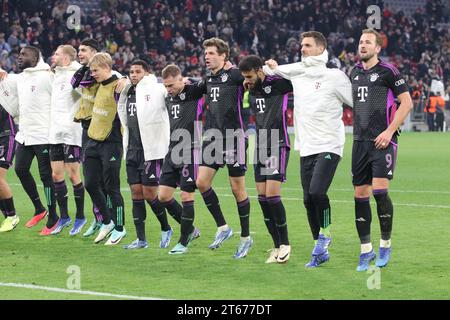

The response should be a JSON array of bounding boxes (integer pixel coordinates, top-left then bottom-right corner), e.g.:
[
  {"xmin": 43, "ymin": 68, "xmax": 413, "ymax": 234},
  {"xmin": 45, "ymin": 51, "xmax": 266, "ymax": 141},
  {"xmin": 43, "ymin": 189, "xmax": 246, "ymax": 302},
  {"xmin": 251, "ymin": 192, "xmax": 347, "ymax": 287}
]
[
  {"xmin": 237, "ymin": 198, "xmax": 250, "ymax": 237},
  {"xmin": 55, "ymin": 180, "xmax": 69, "ymax": 219},
  {"xmin": 373, "ymin": 189, "xmax": 394, "ymax": 241},
  {"xmin": 1, "ymin": 198, "xmax": 16, "ymax": 217},
  {"xmin": 258, "ymin": 195, "xmax": 280, "ymax": 248},
  {"xmin": 201, "ymin": 188, "xmax": 226, "ymax": 227},
  {"xmin": 180, "ymin": 201, "xmax": 195, "ymax": 246},
  {"xmin": 148, "ymin": 198, "xmax": 170, "ymax": 231},
  {"xmin": 267, "ymin": 196, "xmax": 289, "ymax": 245},
  {"xmin": 355, "ymin": 197, "xmax": 372, "ymax": 244},
  {"xmin": 15, "ymin": 169, "xmax": 46, "ymax": 214},
  {"xmin": 132, "ymin": 199, "xmax": 146, "ymax": 241},
  {"xmin": 310, "ymin": 193, "xmax": 331, "ymax": 237},
  {"xmin": 73, "ymin": 182, "xmax": 85, "ymax": 220}
]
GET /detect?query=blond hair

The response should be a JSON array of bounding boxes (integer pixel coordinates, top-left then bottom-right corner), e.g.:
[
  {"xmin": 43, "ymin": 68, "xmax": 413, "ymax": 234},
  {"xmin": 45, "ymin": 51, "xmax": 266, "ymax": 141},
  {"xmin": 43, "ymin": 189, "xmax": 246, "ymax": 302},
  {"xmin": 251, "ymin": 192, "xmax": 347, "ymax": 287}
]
[
  {"xmin": 161, "ymin": 64, "xmax": 181, "ymax": 79},
  {"xmin": 89, "ymin": 52, "xmax": 113, "ymax": 69},
  {"xmin": 57, "ymin": 45, "xmax": 77, "ymax": 61},
  {"xmin": 362, "ymin": 29, "xmax": 383, "ymax": 47}
]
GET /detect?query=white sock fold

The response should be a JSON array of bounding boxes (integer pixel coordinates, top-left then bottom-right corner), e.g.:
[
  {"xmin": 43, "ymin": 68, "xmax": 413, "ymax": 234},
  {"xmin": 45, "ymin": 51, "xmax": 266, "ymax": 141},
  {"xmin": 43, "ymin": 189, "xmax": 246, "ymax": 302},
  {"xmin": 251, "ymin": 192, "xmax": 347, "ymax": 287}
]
[
  {"xmin": 380, "ymin": 239, "xmax": 391, "ymax": 248},
  {"xmin": 361, "ymin": 242, "xmax": 373, "ymax": 253},
  {"xmin": 218, "ymin": 224, "xmax": 229, "ymax": 232}
]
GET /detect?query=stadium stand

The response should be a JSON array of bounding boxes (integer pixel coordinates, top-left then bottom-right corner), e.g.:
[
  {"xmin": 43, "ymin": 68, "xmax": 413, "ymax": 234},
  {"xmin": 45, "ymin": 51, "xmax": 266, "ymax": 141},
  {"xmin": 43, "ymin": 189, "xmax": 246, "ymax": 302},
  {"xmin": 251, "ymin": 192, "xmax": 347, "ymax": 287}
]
[{"xmin": 0, "ymin": 0, "xmax": 449, "ymax": 129}]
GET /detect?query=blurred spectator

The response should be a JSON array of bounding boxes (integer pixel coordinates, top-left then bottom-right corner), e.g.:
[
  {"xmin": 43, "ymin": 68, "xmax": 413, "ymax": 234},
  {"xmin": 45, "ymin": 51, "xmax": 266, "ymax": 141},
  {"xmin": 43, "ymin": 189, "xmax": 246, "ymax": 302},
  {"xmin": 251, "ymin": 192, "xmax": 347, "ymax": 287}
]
[{"xmin": 0, "ymin": 0, "xmax": 447, "ymax": 97}]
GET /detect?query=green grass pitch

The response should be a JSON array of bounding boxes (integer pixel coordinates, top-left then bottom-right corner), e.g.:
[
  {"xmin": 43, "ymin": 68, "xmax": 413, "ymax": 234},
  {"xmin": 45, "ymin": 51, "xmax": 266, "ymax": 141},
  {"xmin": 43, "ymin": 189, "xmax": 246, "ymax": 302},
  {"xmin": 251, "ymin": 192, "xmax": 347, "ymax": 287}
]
[{"xmin": 1, "ymin": 132, "xmax": 449, "ymax": 299}]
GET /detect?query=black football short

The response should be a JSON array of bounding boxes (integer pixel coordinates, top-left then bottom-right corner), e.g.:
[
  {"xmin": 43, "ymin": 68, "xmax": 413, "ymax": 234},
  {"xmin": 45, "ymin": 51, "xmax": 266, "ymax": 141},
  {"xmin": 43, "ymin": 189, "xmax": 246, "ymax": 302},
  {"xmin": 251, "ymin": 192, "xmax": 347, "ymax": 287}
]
[
  {"xmin": 254, "ymin": 147, "xmax": 290, "ymax": 183},
  {"xmin": 0, "ymin": 135, "xmax": 15, "ymax": 169},
  {"xmin": 126, "ymin": 149, "xmax": 163, "ymax": 186},
  {"xmin": 50, "ymin": 144, "xmax": 82, "ymax": 163},
  {"xmin": 352, "ymin": 140, "xmax": 397, "ymax": 186}
]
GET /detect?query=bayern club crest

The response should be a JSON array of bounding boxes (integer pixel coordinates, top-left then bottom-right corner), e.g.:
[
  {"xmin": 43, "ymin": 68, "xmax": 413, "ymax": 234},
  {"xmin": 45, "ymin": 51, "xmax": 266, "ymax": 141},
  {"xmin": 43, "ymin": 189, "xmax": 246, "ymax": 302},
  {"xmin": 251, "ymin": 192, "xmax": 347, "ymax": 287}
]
[
  {"xmin": 370, "ymin": 73, "xmax": 379, "ymax": 82},
  {"xmin": 221, "ymin": 73, "xmax": 228, "ymax": 82},
  {"xmin": 263, "ymin": 86, "xmax": 272, "ymax": 94},
  {"xmin": 179, "ymin": 92, "xmax": 186, "ymax": 100}
]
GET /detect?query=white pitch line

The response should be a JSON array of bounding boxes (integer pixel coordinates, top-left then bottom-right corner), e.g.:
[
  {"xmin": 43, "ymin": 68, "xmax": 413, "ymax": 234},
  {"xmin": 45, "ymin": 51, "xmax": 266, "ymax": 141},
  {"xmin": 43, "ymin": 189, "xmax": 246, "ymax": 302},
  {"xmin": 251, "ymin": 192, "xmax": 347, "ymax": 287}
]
[{"xmin": 0, "ymin": 282, "xmax": 164, "ymax": 300}]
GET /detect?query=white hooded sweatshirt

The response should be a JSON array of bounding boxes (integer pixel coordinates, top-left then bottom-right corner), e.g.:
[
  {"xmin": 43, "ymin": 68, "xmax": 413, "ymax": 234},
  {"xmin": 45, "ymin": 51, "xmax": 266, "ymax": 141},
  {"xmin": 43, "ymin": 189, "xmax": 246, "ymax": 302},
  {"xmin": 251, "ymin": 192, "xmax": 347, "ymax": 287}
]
[
  {"xmin": 49, "ymin": 61, "xmax": 83, "ymax": 146},
  {"xmin": 1, "ymin": 59, "xmax": 54, "ymax": 146},
  {"xmin": 264, "ymin": 50, "xmax": 353, "ymax": 157}
]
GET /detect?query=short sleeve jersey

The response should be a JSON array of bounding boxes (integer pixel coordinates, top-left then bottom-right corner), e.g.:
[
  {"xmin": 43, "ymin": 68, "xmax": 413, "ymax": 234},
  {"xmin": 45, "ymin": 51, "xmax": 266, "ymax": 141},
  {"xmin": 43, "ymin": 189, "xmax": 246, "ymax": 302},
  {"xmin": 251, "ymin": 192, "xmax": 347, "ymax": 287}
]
[
  {"xmin": 204, "ymin": 67, "xmax": 245, "ymax": 137},
  {"xmin": 165, "ymin": 83, "xmax": 205, "ymax": 152},
  {"xmin": 248, "ymin": 76, "xmax": 293, "ymax": 148},
  {"xmin": 125, "ymin": 86, "xmax": 143, "ymax": 150},
  {"xmin": 350, "ymin": 60, "xmax": 409, "ymax": 141}
]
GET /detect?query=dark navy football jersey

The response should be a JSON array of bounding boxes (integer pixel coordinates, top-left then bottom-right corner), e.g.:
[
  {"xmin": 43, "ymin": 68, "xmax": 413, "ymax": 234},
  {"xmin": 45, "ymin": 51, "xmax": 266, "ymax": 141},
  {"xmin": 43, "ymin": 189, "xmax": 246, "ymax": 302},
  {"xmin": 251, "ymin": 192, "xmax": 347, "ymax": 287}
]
[
  {"xmin": 125, "ymin": 86, "xmax": 144, "ymax": 150},
  {"xmin": 165, "ymin": 83, "xmax": 205, "ymax": 152},
  {"xmin": 249, "ymin": 76, "xmax": 293, "ymax": 148},
  {"xmin": 351, "ymin": 60, "xmax": 409, "ymax": 141},
  {"xmin": 203, "ymin": 67, "xmax": 245, "ymax": 137}
]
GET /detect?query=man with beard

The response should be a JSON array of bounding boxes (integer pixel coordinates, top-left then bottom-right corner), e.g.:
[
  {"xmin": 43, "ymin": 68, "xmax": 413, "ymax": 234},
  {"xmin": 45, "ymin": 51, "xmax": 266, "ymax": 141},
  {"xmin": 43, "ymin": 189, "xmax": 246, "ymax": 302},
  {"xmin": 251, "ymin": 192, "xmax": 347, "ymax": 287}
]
[
  {"xmin": 239, "ymin": 55, "xmax": 293, "ymax": 263},
  {"xmin": 350, "ymin": 29, "xmax": 412, "ymax": 271}
]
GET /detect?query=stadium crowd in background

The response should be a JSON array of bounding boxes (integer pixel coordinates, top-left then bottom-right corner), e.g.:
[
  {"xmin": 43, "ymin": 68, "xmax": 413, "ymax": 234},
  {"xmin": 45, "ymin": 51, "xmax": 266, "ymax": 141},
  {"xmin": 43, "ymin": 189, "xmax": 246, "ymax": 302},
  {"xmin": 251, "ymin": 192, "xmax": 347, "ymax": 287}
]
[{"xmin": 0, "ymin": 0, "xmax": 448, "ymax": 104}]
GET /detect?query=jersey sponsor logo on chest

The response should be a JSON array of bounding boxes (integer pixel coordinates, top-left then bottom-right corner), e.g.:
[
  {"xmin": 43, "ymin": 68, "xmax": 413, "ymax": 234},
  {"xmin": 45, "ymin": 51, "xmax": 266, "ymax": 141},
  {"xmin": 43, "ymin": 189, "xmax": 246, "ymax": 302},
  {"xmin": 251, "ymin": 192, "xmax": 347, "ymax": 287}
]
[
  {"xmin": 128, "ymin": 102, "xmax": 137, "ymax": 116},
  {"xmin": 256, "ymin": 98, "xmax": 266, "ymax": 113},
  {"xmin": 357, "ymin": 86, "xmax": 369, "ymax": 102},
  {"xmin": 171, "ymin": 104, "xmax": 180, "ymax": 119},
  {"xmin": 210, "ymin": 87, "xmax": 220, "ymax": 102}
]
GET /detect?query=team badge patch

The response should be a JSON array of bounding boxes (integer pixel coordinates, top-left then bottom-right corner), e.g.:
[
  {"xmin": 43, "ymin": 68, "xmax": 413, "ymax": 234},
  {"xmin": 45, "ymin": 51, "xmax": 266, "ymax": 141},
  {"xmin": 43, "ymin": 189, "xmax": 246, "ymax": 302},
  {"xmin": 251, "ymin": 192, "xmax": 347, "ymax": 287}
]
[
  {"xmin": 179, "ymin": 92, "xmax": 186, "ymax": 100},
  {"xmin": 221, "ymin": 73, "xmax": 228, "ymax": 82},
  {"xmin": 370, "ymin": 73, "xmax": 379, "ymax": 82},
  {"xmin": 263, "ymin": 86, "xmax": 272, "ymax": 94}
]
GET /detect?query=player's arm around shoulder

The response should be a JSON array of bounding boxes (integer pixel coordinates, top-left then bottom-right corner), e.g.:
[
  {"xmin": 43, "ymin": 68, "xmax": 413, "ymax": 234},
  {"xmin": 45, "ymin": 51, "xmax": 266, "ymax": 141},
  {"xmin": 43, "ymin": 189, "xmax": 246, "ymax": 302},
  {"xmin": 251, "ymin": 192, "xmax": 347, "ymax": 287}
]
[
  {"xmin": 0, "ymin": 74, "xmax": 20, "ymax": 118},
  {"xmin": 44, "ymin": 70, "xmax": 55, "ymax": 95},
  {"xmin": 230, "ymin": 67, "xmax": 245, "ymax": 85},
  {"xmin": 274, "ymin": 77, "xmax": 294, "ymax": 95},
  {"xmin": 263, "ymin": 59, "xmax": 304, "ymax": 80},
  {"xmin": 116, "ymin": 79, "xmax": 132, "ymax": 128},
  {"xmin": 330, "ymin": 68, "xmax": 353, "ymax": 108}
]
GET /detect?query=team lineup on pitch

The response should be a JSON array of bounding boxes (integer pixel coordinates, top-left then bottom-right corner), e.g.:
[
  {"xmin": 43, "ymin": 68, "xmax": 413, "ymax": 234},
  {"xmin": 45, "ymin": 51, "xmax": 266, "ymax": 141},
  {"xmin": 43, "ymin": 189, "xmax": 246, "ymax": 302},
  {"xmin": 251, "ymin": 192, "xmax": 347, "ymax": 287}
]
[{"xmin": 0, "ymin": 30, "xmax": 412, "ymax": 267}]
